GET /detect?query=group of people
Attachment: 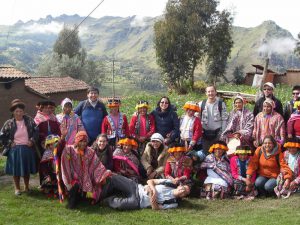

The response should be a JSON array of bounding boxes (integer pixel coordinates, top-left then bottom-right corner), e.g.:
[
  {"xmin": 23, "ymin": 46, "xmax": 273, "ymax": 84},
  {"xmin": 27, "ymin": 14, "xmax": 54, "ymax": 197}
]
[{"xmin": 1, "ymin": 83, "xmax": 300, "ymax": 210}]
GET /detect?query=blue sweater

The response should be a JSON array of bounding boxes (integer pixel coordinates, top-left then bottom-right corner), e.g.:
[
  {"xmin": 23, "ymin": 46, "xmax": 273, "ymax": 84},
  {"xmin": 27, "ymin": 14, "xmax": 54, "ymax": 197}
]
[{"xmin": 74, "ymin": 100, "xmax": 108, "ymax": 143}]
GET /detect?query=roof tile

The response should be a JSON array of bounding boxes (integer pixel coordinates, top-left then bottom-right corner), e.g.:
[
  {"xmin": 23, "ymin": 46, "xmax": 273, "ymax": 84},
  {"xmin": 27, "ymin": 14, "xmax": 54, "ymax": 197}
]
[{"xmin": 0, "ymin": 65, "xmax": 31, "ymax": 79}]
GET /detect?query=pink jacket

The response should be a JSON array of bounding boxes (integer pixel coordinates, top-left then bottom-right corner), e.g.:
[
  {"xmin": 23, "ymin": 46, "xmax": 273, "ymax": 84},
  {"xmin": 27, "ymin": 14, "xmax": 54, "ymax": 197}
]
[{"xmin": 230, "ymin": 155, "xmax": 256, "ymax": 182}]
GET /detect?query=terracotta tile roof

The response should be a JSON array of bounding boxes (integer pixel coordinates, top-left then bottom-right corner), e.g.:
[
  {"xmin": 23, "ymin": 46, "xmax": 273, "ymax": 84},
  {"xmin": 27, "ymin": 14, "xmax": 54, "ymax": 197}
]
[
  {"xmin": 25, "ymin": 76, "xmax": 90, "ymax": 94},
  {"xmin": 0, "ymin": 65, "xmax": 31, "ymax": 79},
  {"xmin": 287, "ymin": 69, "xmax": 300, "ymax": 72}
]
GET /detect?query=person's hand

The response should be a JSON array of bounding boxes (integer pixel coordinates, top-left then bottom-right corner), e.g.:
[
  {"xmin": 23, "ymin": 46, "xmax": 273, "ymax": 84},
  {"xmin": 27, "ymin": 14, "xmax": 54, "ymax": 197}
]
[
  {"xmin": 245, "ymin": 177, "xmax": 252, "ymax": 187},
  {"xmin": 61, "ymin": 126, "xmax": 68, "ymax": 139},
  {"xmin": 11, "ymin": 142, "xmax": 16, "ymax": 147},
  {"xmin": 138, "ymin": 136, "xmax": 146, "ymax": 143},
  {"xmin": 148, "ymin": 171, "xmax": 157, "ymax": 179},
  {"xmin": 164, "ymin": 138, "xmax": 171, "ymax": 145},
  {"xmin": 27, "ymin": 140, "xmax": 33, "ymax": 147},
  {"xmin": 288, "ymin": 134, "xmax": 293, "ymax": 139},
  {"xmin": 233, "ymin": 133, "xmax": 241, "ymax": 139},
  {"xmin": 188, "ymin": 145, "xmax": 193, "ymax": 151},
  {"xmin": 174, "ymin": 177, "xmax": 180, "ymax": 185},
  {"xmin": 253, "ymin": 140, "xmax": 258, "ymax": 148}
]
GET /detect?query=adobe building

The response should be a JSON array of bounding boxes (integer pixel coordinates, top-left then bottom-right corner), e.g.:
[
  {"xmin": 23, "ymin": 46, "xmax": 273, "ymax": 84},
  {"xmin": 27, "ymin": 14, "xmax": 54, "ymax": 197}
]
[{"xmin": 0, "ymin": 65, "xmax": 89, "ymax": 126}]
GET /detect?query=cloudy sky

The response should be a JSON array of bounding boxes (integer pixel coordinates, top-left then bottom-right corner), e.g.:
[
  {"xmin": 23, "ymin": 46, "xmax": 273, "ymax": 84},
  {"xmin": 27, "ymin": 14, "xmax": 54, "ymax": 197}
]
[{"xmin": 1, "ymin": 0, "xmax": 299, "ymax": 38}]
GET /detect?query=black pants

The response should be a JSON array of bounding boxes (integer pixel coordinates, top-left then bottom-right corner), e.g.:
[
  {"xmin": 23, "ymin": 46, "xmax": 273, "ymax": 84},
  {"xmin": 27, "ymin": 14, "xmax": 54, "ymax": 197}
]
[{"xmin": 101, "ymin": 175, "xmax": 140, "ymax": 210}]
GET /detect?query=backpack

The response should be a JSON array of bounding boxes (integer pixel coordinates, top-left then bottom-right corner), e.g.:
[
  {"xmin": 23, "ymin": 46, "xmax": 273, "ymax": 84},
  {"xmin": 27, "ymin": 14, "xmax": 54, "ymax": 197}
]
[{"xmin": 200, "ymin": 99, "xmax": 223, "ymax": 118}]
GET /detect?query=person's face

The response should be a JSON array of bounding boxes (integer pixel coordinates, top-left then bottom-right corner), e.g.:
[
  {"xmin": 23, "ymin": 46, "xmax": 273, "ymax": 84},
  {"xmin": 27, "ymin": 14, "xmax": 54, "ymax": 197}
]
[
  {"xmin": 138, "ymin": 107, "xmax": 147, "ymax": 116},
  {"xmin": 263, "ymin": 138, "xmax": 274, "ymax": 153},
  {"xmin": 234, "ymin": 99, "xmax": 243, "ymax": 111},
  {"xmin": 123, "ymin": 144, "xmax": 132, "ymax": 154},
  {"xmin": 87, "ymin": 91, "xmax": 99, "ymax": 102},
  {"xmin": 263, "ymin": 103, "xmax": 272, "ymax": 114},
  {"xmin": 13, "ymin": 107, "xmax": 24, "ymax": 121},
  {"xmin": 63, "ymin": 103, "xmax": 72, "ymax": 115},
  {"xmin": 206, "ymin": 86, "xmax": 217, "ymax": 100},
  {"xmin": 186, "ymin": 109, "xmax": 195, "ymax": 117},
  {"xmin": 214, "ymin": 148, "xmax": 224, "ymax": 159},
  {"xmin": 238, "ymin": 154, "xmax": 248, "ymax": 161},
  {"xmin": 292, "ymin": 90, "xmax": 300, "ymax": 101},
  {"xmin": 151, "ymin": 140, "xmax": 162, "ymax": 149},
  {"xmin": 110, "ymin": 107, "xmax": 119, "ymax": 115},
  {"xmin": 48, "ymin": 105, "xmax": 56, "ymax": 114},
  {"xmin": 173, "ymin": 151, "xmax": 183, "ymax": 159},
  {"xmin": 174, "ymin": 185, "xmax": 190, "ymax": 198},
  {"xmin": 77, "ymin": 139, "xmax": 87, "ymax": 150},
  {"xmin": 159, "ymin": 98, "xmax": 169, "ymax": 111},
  {"xmin": 263, "ymin": 86, "xmax": 273, "ymax": 98},
  {"xmin": 288, "ymin": 147, "xmax": 298, "ymax": 155},
  {"xmin": 97, "ymin": 137, "xmax": 108, "ymax": 150}
]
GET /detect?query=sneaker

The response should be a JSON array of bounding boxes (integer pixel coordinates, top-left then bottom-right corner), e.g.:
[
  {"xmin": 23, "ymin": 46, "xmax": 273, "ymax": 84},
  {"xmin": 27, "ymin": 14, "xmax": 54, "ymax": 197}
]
[{"xmin": 15, "ymin": 190, "xmax": 21, "ymax": 196}]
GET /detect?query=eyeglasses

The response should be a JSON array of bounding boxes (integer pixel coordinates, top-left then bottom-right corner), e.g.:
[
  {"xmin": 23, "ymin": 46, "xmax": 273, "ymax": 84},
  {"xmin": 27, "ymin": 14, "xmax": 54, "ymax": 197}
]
[
  {"xmin": 292, "ymin": 92, "xmax": 300, "ymax": 95},
  {"xmin": 263, "ymin": 88, "xmax": 273, "ymax": 91},
  {"xmin": 160, "ymin": 101, "xmax": 169, "ymax": 104}
]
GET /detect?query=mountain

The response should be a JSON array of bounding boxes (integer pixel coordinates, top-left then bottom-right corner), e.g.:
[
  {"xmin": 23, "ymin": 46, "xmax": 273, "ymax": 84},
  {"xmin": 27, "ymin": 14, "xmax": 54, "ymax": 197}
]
[{"xmin": 0, "ymin": 15, "xmax": 299, "ymax": 79}]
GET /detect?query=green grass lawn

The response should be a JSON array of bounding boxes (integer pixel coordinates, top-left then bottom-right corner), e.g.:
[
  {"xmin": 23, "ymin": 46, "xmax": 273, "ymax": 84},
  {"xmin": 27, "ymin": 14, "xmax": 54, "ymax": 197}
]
[{"xmin": 0, "ymin": 181, "xmax": 299, "ymax": 225}]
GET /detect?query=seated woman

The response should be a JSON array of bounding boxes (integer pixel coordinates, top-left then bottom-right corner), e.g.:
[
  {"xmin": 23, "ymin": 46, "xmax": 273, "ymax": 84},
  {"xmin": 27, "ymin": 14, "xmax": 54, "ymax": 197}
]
[
  {"xmin": 274, "ymin": 138, "xmax": 300, "ymax": 198},
  {"xmin": 230, "ymin": 145, "xmax": 256, "ymax": 199},
  {"xmin": 39, "ymin": 134, "xmax": 65, "ymax": 201},
  {"xmin": 164, "ymin": 145, "xmax": 193, "ymax": 185},
  {"xmin": 180, "ymin": 101, "xmax": 202, "ymax": 151},
  {"xmin": 102, "ymin": 98, "xmax": 129, "ymax": 148},
  {"xmin": 91, "ymin": 134, "xmax": 113, "ymax": 171},
  {"xmin": 221, "ymin": 96, "xmax": 254, "ymax": 149},
  {"xmin": 56, "ymin": 98, "xmax": 85, "ymax": 145},
  {"xmin": 253, "ymin": 99, "xmax": 285, "ymax": 148},
  {"xmin": 113, "ymin": 138, "xmax": 141, "ymax": 182},
  {"xmin": 129, "ymin": 100, "xmax": 155, "ymax": 156},
  {"xmin": 61, "ymin": 131, "xmax": 112, "ymax": 208},
  {"xmin": 141, "ymin": 133, "xmax": 169, "ymax": 179},
  {"xmin": 246, "ymin": 135, "xmax": 292, "ymax": 197},
  {"xmin": 200, "ymin": 141, "xmax": 232, "ymax": 199}
]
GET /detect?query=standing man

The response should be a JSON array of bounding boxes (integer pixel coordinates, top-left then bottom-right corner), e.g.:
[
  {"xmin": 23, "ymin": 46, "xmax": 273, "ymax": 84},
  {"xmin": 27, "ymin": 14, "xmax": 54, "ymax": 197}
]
[
  {"xmin": 198, "ymin": 85, "xmax": 228, "ymax": 154},
  {"xmin": 253, "ymin": 82, "xmax": 283, "ymax": 117},
  {"xmin": 283, "ymin": 85, "xmax": 300, "ymax": 122},
  {"xmin": 74, "ymin": 87, "xmax": 108, "ymax": 145}
]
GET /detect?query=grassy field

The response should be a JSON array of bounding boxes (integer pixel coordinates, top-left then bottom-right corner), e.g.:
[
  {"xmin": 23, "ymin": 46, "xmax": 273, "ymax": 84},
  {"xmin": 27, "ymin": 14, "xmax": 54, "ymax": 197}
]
[{"xmin": 1, "ymin": 84, "xmax": 298, "ymax": 225}]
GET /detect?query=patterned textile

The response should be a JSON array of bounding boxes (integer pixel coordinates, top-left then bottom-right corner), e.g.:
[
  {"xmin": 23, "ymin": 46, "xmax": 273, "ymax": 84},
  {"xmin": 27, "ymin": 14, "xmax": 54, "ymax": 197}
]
[
  {"xmin": 113, "ymin": 147, "xmax": 140, "ymax": 181},
  {"xmin": 61, "ymin": 146, "xmax": 112, "ymax": 202},
  {"xmin": 221, "ymin": 108, "xmax": 254, "ymax": 147},
  {"xmin": 164, "ymin": 155, "xmax": 192, "ymax": 179},
  {"xmin": 253, "ymin": 111, "xmax": 285, "ymax": 146},
  {"xmin": 201, "ymin": 154, "xmax": 233, "ymax": 187},
  {"xmin": 34, "ymin": 111, "xmax": 57, "ymax": 125},
  {"xmin": 58, "ymin": 112, "xmax": 85, "ymax": 145}
]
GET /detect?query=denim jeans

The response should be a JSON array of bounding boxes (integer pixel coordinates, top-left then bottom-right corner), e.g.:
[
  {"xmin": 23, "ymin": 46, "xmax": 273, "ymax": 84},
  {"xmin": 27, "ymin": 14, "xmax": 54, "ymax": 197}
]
[{"xmin": 255, "ymin": 176, "xmax": 277, "ymax": 195}]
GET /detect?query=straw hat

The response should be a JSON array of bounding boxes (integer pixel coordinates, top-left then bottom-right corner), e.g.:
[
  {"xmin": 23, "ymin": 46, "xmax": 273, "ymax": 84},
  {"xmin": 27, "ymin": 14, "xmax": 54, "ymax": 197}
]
[{"xmin": 10, "ymin": 99, "xmax": 25, "ymax": 112}]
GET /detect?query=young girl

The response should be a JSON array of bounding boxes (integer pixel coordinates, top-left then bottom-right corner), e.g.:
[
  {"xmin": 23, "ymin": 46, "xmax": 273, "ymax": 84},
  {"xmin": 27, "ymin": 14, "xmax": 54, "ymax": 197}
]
[
  {"xmin": 274, "ymin": 138, "xmax": 300, "ymax": 198},
  {"xmin": 113, "ymin": 138, "xmax": 141, "ymax": 182},
  {"xmin": 129, "ymin": 100, "xmax": 155, "ymax": 156},
  {"xmin": 164, "ymin": 145, "xmax": 193, "ymax": 185},
  {"xmin": 102, "ymin": 98, "xmax": 129, "ymax": 148},
  {"xmin": 230, "ymin": 145, "xmax": 256, "ymax": 199},
  {"xmin": 39, "ymin": 134, "xmax": 65, "ymax": 201},
  {"xmin": 201, "ymin": 141, "xmax": 232, "ymax": 199},
  {"xmin": 180, "ymin": 101, "xmax": 202, "ymax": 151}
]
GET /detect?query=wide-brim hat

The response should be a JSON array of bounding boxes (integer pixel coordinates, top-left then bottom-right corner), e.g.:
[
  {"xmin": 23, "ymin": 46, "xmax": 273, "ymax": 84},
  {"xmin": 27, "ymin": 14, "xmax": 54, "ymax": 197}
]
[
  {"xmin": 234, "ymin": 145, "xmax": 252, "ymax": 155},
  {"xmin": 107, "ymin": 98, "xmax": 121, "ymax": 108},
  {"xmin": 135, "ymin": 100, "xmax": 150, "ymax": 110},
  {"xmin": 208, "ymin": 143, "xmax": 229, "ymax": 153},
  {"xmin": 168, "ymin": 146, "xmax": 188, "ymax": 153},
  {"xmin": 283, "ymin": 141, "xmax": 300, "ymax": 149},
  {"xmin": 183, "ymin": 101, "xmax": 200, "ymax": 112},
  {"xmin": 10, "ymin": 99, "xmax": 25, "ymax": 112},
  {"xmin": 118, "ymin": 138, "xmax": 138, "ymax": 148}
]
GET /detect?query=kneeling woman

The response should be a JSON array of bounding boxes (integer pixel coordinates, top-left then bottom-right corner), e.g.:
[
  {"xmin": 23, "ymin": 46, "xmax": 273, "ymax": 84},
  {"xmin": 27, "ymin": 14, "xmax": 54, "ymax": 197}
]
[
  {"xmin": 246, "ymin": 135, "xmax": 292, "ymax": 197},
  {"xmin": 200, "ymin": 141, "xmax": 233, "ymax": 199},
  {"xmin": 113, "ymin": 138, "xmax": 141, "ymax": 182}
]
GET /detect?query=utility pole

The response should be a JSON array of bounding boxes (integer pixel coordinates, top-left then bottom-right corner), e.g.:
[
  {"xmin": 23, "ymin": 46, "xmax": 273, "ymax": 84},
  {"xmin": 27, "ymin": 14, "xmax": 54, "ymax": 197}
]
[{"xmin": 112, "ymin": 58, "xmax": 115, "ymax": 98}]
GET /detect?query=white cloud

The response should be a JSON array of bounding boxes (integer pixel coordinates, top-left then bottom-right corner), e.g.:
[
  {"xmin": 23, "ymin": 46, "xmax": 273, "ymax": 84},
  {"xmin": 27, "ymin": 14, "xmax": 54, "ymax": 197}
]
[
  {"xmin": 23, "ymin": 21, "xmax": 63, "ymax": 34},
  {"xmin": 258, "ymin": 38, "xmax": 296, "ymax": 56},
  {"xmin": 130, "ymin": 15, "xmax": 146, "ymax": 27}
]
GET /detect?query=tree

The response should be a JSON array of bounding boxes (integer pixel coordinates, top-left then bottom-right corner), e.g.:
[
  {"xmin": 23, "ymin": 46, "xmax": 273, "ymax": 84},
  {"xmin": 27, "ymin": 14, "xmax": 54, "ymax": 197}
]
[
  {"xmin": 295, "ymin": 32, "xmax": 300, "ymax": 57},
  {"xmin": 53, "ymin": 25, "xmax": 81, "ymax": 58},
  {"xmin": 232, "ymin": 65, "xmax": 245, "ymax": 85},
  {"xmin": 154, "ymin": 0, "xmax": 233, "ymax": 92}
]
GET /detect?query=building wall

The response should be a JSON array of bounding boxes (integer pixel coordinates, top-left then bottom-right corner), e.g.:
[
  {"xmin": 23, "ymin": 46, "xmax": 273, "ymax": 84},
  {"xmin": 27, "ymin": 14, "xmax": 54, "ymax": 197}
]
[
  {"xmin": 0, "ymin": 79, "xmax": 44, "ymax": 126},
  {"xmin": 244, "ymin": 73, "xmax": 254, "ymax": 86},
  {"xmin": 286, "ymin": 71, "xmax": 300, "ymax": 85},
  {"xmin": 47, "ymin": 90, "xmax": 87, "ymax": 109}
]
